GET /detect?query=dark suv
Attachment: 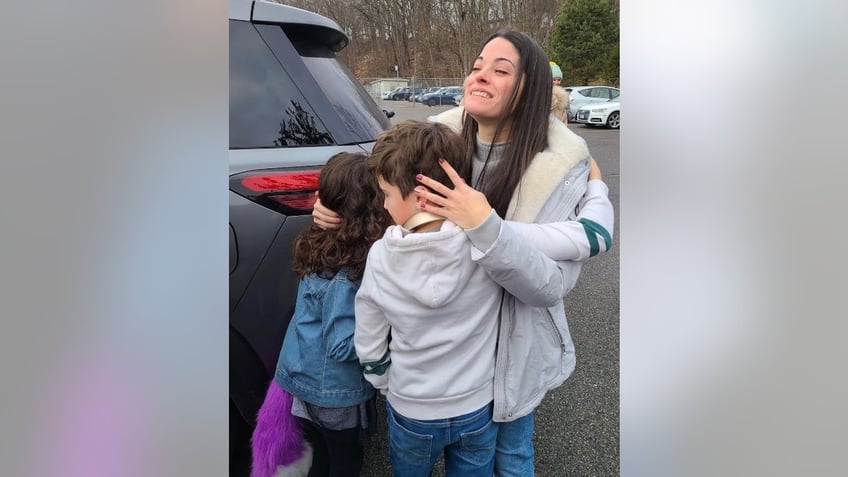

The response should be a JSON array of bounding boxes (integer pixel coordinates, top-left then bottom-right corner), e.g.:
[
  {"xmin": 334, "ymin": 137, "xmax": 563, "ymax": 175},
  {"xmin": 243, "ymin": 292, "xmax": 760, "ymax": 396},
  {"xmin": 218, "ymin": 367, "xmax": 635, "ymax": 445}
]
[{"xmin": 229, "ymin": 0, "xmax": 391, "ymax": 473}]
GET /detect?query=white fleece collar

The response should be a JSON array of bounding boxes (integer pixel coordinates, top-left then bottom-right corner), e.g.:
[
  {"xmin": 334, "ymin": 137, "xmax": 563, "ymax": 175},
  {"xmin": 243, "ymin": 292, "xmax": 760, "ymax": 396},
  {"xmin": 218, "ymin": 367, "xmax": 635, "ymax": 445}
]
[{"xmin": 432, "ymin": 107, "xmax": 589, "ymax": 222}]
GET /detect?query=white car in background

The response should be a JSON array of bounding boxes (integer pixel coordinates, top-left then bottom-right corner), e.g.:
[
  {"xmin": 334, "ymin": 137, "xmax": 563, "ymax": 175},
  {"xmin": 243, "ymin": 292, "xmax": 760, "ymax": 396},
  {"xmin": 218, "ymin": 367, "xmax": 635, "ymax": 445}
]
[
  {"xmin": 574, "ymin": 97, "xmax": 620, "ymax": 129},
  {"xmin": 565, "ymin": 86, "xmax": 620, "ymax": 120}
]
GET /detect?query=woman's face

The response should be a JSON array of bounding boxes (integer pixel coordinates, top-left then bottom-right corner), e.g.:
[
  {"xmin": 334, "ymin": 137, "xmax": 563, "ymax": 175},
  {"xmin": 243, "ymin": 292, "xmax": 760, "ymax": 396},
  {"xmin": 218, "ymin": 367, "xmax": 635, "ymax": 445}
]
[{"xmin": 462, "ymin": 37, "xmax": 522, "ymax": 125}]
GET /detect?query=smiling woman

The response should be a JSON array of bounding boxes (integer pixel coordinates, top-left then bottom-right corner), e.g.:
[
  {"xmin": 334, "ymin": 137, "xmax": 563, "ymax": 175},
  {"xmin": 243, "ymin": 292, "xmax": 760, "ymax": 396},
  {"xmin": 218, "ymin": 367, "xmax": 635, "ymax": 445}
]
[{"xmin": 419, "ymin": 30, "xmax": 615, "ymax": 477}]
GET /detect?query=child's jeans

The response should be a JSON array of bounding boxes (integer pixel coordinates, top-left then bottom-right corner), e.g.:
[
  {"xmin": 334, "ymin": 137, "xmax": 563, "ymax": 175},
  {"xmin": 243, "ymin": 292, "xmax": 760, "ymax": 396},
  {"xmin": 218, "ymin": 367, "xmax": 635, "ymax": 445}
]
[
  {"xmin": 493, "ymin": 411, "xmax": 535, "ymax": 477},
  {"xmin": 386, "ymin": 401, "xmax": 498, "ymax": 477}
]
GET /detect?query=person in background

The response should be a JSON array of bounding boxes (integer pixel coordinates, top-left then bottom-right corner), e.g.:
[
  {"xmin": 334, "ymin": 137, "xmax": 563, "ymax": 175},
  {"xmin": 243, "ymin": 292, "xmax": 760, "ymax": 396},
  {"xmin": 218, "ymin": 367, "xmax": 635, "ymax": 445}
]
[
  {"xmin": 550, "ymin": 61, "xmax": 570, "ymax": 123},
  {"xmin": 550, "ymin": 61, "xmax": 563, "ymax": 87},
  {"xmin": 251, "ymin": 152, "xmax": 391, "ymax": 477}
]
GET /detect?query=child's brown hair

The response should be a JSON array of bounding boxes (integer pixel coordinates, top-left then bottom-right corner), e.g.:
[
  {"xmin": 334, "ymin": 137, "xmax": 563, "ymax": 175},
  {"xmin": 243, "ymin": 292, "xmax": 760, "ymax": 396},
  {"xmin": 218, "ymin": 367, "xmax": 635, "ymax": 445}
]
[
  {"xmin": 367, "ymin": 120, "xmax": 469, "ymax": 196},
  {"xmin": 291, "ymin": 152, "xmax": 391, "ymax": 281}
]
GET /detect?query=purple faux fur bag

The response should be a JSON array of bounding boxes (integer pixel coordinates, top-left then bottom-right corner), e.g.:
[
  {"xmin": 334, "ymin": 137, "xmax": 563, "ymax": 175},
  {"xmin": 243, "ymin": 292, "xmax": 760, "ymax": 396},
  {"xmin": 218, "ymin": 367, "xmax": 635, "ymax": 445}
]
[{"xmin": 251, "ymin": 382, "xmax": 312, "ymax": 477}]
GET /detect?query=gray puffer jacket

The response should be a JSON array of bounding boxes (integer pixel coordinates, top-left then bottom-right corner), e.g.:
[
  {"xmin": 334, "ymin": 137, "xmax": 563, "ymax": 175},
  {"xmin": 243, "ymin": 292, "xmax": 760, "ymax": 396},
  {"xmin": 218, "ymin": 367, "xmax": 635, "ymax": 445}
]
[{"xmin": 431, "ymin": 107, "xmax": 614, "ymax": 421}]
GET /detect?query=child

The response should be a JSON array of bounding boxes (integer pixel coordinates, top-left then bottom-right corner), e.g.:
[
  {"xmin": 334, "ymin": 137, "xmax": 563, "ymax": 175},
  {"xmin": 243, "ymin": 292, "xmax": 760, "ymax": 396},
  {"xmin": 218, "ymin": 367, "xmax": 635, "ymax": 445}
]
[
  {"xmin": 353, "ymin": 120, "xmax": 506, "ymax": 477},
  {"xmin": 251, "ymin": 152, "xmax": 391, "ymax": 477}
]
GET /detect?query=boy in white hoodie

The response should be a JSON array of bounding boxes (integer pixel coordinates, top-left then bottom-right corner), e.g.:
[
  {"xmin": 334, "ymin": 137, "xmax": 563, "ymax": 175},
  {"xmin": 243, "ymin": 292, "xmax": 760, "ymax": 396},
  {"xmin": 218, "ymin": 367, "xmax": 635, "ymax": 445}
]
[
  {"xmin": 354, "ymin": 120, "xmax": 610, "ymax": 476},
  {"xmin": 354, "ymin": 120, "xmax": 503, "ymax": 477}
]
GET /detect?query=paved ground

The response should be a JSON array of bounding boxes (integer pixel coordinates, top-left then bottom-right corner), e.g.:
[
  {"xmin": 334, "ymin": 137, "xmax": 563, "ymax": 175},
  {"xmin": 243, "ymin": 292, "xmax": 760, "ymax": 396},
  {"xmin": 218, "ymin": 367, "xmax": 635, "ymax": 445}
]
[{"xmin": 357, "ymin": 100, "xmax": 621, "ymax": 476}]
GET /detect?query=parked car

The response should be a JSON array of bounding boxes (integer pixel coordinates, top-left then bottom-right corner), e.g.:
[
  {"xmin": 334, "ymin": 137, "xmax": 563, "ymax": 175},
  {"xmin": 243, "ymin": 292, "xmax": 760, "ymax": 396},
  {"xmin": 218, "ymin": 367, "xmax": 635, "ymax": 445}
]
[
  {"xmin": 573, "ymin": 96, "xmax": 620, "ymax": 129},
  {"xmin": 229, "ymin": 0, "xmax": 392, "ymax": 473},
  {"xmin": 407, "ymin": 87, "xmax": 434, "ymax": 101},
  {"xmin": 386, "ymin": 86, "xmax": 408, "ymax": 100},
  {"xmin": 383, "ymin": 87, "xmax": 403, "ymax": 100},
  {"xmin": 564, "ymin": 86, "xmax": 620, "ymax": 120},
  {"xmin": 389, "ymin": 86, "xmax": 425, "ymax": 101},
  {"xmin": 413, "ymin": 87, "xmax": 443, "ymax": 103},
  {"xmin": 421, "ymin": 86, "xmax": 462, "ymax": 106}
]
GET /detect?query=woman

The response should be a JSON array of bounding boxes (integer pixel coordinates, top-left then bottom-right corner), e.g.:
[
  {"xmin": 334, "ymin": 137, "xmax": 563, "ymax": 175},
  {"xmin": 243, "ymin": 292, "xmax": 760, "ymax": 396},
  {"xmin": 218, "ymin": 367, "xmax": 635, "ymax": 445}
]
[
  {"xmin": 314, "ymin": 31, "xmax": 614, "ymax": 477},
  {"xmin": 411, "ymin": 31, "xmax": 613, "ymax": 476}
]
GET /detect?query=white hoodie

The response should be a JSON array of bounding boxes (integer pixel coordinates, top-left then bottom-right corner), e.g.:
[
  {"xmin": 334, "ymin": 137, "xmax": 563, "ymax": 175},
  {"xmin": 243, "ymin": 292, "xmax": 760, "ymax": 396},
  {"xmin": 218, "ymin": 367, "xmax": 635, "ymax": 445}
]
[{"xmin": 354, "ymin": 220, "xmax": 501, "ymax": 421}]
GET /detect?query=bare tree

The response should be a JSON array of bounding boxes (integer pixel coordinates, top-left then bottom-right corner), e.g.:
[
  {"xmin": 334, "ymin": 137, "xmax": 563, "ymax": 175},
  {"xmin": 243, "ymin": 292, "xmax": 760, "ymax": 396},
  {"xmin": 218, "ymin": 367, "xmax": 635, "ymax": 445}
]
[{"xmin": 269, "ymin": 0, "xmax": 569, "ymax": 79}]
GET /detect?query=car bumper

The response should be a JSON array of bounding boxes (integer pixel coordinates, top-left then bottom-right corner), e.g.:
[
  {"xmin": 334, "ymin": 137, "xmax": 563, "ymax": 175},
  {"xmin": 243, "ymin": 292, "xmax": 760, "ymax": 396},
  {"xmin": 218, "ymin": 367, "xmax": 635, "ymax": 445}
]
[{"xmin": 574, "ymin": 110, "xmax": 610, "ymax": 125}]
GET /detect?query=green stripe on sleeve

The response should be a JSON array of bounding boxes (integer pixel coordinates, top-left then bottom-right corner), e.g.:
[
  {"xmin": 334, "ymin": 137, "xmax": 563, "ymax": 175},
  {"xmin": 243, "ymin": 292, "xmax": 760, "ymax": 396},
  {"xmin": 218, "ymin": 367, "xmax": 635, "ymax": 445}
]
[
  {"xmin": 361, "ymin": 350, "xmax": 391, "ymax": 376},
  {"xmin": 579, "ymin": 218, "xmax": 612, "ymax": 257}
]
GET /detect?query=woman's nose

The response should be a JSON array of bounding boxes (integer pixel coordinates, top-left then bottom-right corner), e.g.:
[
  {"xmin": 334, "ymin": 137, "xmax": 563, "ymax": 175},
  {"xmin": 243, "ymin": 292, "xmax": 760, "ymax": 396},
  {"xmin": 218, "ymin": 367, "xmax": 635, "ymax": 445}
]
[{"xmin": 471, "ymin": 70, "xmax": 488, "ymax": 84}]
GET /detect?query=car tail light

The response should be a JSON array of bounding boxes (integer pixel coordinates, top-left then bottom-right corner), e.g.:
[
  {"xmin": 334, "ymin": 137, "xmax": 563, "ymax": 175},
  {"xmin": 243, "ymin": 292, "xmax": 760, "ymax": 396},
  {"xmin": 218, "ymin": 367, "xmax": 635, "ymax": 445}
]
[{"xmin": 230, "ymin": 168, "xmax": 322, "ymax": 215}]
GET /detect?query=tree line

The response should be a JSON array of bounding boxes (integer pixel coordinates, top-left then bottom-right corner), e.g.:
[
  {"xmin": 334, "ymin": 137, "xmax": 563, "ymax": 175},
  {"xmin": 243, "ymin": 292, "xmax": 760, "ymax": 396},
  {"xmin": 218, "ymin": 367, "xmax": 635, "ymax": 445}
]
[{"xmin": 273, "ymin": 0, "xmax": 619, "ymax": 86}]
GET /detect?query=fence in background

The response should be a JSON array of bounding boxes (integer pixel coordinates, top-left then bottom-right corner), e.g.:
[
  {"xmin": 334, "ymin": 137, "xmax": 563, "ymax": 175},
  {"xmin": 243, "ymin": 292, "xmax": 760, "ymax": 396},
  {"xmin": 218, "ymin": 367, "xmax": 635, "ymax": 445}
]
[{"xmin": 362, "ymin": 77, "xmax": 465, "ymax": 99}]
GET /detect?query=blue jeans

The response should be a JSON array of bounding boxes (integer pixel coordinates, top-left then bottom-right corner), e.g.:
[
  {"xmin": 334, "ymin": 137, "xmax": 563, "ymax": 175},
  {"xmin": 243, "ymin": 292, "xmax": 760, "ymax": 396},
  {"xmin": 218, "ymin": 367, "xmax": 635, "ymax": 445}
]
[
  {"xmin": 494, "ymin": 411, "xmax": 535, "ymax": 477},
  {"xmin": 386, "ymin": 401, "xmax": 499, "ymax": 477}
]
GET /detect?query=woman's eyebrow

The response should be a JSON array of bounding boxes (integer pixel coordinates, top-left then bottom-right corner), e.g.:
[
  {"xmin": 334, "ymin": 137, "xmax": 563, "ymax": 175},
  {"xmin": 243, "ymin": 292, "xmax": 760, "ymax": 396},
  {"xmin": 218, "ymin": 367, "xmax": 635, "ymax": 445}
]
[{"xmin": 476, "ymin": 55, "xmax": 516, "ymax": 68}]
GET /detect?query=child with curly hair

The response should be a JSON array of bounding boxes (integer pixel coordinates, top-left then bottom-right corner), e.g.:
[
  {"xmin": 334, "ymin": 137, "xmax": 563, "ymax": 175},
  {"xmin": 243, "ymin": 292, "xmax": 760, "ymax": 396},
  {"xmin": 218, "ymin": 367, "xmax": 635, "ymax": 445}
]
[{"xmin": 251, "ymin": 152, "xmax": 391, "ymax": 477}]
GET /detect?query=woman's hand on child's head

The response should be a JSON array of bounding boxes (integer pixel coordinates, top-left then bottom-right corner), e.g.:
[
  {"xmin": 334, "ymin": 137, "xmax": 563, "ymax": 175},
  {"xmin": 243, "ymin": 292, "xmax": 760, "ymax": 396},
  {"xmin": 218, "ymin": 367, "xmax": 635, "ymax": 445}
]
[
  {"xmin": 589, "ymin": 157, "xmax": 603, "ymax": 181},
  {"xmin": 414, "ymin": 158, "xmax": 493, "ymax": 230},
  {"xmin": 312, "ymin": 194, "xmax": 342, "ymax": 230}
]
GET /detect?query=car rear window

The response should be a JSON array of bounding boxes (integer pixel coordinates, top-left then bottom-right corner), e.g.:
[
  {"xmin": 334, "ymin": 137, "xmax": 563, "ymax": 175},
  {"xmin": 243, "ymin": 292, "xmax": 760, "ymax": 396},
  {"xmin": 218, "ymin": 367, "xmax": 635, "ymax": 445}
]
[
  {"xmin": 291, "ymin": 39, "xmax": 390, "ymax": 145},
  {"xmin": 229, "ymin": 20, "xmax": 389, "ymax": 149}
]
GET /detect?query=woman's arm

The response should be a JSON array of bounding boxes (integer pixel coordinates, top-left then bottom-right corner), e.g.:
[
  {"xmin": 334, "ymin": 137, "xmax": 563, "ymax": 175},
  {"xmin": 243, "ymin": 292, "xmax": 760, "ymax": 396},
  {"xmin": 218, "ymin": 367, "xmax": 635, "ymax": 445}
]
[
  {"xmin": 503, "ymin": 178, "xmax": 613, "ymax": 260},
  {"xmin": 469, "ymin": 213, "xmax": 576, "ymax": 306},
  {"xmin": 315, "ymin": 158, "xmax": 612, "ymax": 260},
  {"xmin": 470, "ymin": 217, "xmax": 584, "ymax": 303},
  {"xmin": 414, "ymin": 158, "xmax": 613, "ymax": 261}
]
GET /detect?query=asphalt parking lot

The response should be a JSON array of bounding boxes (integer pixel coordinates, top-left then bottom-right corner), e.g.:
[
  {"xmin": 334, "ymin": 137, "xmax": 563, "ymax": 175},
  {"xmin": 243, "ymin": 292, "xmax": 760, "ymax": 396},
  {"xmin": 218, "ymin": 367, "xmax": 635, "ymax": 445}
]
[{"xmin": 357, "ymin": 99, "xmax": 621, "ymax": 477}]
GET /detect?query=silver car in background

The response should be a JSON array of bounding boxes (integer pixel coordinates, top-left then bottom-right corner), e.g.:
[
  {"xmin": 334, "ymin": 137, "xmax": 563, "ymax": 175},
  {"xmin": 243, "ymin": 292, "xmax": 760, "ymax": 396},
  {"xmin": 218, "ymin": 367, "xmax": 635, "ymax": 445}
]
[
  {"xmin": 574, "ymin": 96, "xmax": 621, "ymax": 129},
  {"xmin": 565, "ymin": 85, "xmax": 620, "ymax": 120}
]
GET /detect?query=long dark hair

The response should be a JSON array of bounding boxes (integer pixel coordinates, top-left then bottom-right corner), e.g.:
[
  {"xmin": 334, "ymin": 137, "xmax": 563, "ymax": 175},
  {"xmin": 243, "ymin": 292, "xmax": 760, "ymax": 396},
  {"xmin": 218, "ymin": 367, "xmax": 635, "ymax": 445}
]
[
  {"xmin": 462, "ymin": 30, "xmax": 552, "ymax": 217},
  {"xmin": 291, "ymin": 152, "xmax": 390, "ymax": 281}
]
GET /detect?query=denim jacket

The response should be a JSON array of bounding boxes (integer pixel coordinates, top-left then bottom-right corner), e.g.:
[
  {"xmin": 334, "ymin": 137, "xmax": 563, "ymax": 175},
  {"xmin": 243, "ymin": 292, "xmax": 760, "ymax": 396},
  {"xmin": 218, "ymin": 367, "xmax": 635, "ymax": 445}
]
[{"xmin": 274, "ymin": 269, "xmax": 375, "ymax": 407}]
